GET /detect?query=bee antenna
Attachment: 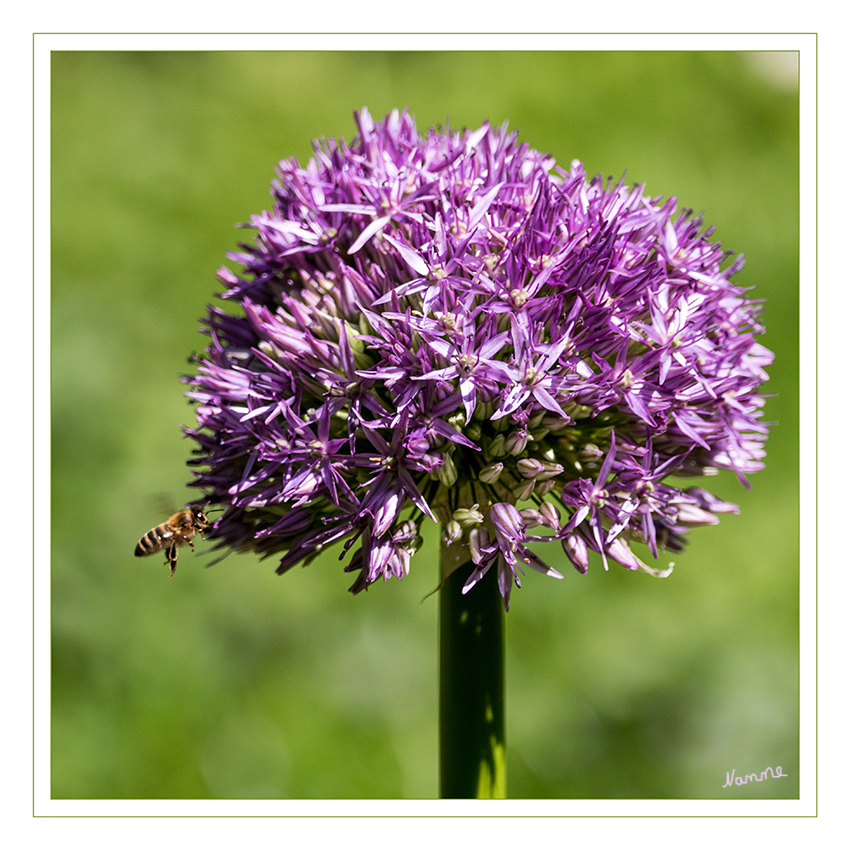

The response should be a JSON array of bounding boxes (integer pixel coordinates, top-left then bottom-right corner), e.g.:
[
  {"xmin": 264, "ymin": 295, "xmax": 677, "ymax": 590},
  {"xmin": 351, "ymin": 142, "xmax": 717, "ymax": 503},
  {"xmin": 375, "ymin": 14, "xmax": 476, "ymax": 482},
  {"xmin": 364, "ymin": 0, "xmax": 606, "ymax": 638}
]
[{"xmin": 191, "ymin": 498, "xmax": 223, "ymax": 515}]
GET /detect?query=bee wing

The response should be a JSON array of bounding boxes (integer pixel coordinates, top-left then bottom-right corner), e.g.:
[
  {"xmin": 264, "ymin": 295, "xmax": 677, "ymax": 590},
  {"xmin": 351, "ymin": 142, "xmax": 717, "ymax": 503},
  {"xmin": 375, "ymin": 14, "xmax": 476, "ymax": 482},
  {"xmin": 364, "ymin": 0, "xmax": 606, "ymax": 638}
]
[
  {"xmin": 153, "ymin": 492, "xmax": 179, "ymax": 519},
  {"xmin": 202, "ymin": 548, "xmax": 231, "ymax": 568}
]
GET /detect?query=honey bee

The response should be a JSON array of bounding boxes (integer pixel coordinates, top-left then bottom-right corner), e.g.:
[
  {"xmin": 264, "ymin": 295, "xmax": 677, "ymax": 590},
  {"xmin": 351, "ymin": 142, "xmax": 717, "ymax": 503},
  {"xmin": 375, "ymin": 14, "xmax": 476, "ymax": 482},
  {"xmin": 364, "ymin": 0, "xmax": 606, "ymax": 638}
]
[{"xmin": 134, "ymin": 505, "xmax": 212, "ymax": 576}]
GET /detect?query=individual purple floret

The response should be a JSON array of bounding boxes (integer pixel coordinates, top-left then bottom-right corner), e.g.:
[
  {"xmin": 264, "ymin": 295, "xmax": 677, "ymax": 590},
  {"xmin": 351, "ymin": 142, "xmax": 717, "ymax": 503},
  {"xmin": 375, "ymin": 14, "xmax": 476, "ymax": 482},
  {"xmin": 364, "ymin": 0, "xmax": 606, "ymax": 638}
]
[{"xmin": 184, "ymin": 108, "xmax": 772, "ymax": 610}]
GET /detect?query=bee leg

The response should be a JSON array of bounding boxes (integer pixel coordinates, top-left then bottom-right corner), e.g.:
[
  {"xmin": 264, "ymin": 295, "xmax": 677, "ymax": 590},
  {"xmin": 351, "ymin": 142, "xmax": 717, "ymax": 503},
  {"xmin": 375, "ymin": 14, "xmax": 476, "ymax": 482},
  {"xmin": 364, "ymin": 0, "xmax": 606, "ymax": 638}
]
[{"xmin": 166, "ymin": 544, "xmax": 178, "ymax": 578}]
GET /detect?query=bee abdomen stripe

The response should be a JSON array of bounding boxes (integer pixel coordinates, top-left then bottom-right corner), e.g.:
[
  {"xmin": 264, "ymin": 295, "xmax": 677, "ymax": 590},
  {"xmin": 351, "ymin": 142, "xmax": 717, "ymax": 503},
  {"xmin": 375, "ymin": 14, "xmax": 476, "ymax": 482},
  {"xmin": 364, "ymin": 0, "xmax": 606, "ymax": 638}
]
[{"xmin": 135, "ymin": 528, "xmax": 167, "ymax": 557}]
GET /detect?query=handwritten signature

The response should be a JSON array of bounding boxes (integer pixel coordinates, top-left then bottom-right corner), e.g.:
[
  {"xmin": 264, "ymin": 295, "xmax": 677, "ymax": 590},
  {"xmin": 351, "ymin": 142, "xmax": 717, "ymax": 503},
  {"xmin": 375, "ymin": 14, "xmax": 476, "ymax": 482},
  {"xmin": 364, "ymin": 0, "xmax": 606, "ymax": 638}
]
[{"xmin": 722, "ymin": 766, "xmax": 788, "ymax": 788}]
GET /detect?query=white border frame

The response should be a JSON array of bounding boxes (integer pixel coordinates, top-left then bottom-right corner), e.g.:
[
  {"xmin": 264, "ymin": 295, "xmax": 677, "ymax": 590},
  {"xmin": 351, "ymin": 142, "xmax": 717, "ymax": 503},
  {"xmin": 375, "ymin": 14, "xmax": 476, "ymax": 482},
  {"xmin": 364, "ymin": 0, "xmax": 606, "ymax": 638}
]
[{"xmin": 31, "ymin": 30, "xmax": 817, "ymax": 828}]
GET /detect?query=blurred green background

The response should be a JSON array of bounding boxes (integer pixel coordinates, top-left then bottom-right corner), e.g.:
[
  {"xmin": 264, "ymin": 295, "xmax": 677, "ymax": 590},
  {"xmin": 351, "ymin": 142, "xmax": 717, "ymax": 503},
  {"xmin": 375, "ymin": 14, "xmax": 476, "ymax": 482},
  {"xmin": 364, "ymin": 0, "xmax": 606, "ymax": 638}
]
[{"xmin": 51, "ymin": 50, "xmax": 799, "ymax": 800}]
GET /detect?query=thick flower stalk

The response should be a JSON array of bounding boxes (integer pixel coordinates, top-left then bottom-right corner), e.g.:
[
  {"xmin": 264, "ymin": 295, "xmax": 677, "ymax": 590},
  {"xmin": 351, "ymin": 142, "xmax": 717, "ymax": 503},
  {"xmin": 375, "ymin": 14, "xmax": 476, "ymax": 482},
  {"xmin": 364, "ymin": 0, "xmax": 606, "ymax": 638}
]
[{"xmin": 185, "ymin": 108, "xmax": 772, "ymax": 611}]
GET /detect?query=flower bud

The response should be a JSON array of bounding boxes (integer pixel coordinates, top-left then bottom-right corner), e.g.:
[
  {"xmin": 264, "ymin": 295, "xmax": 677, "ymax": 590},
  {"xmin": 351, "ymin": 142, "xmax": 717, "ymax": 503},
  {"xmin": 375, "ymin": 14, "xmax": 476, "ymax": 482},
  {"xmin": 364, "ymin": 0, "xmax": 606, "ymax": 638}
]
[
  {"xmin": 487, "ymin": 433, "xmax": 507, "ymax": 458},
  {"xmin": 393, "ymin": 519, "xmax": 419, "ymax": 544},
  {"xmin": 538, "ymin": 461, "xmax": 563, "ymax": 480},
  {"xmin": 447, "ymin": 411, "xmax": 466, "ymax": 431},
  {"xmin": 675, "ymin": 503, "xmax": 719, "ymax": 527},
  {"xmin": 540, "ymin": 501, "xmax": 560, "ymax": 529},
  {"xmin": 436, "ymin": 453, "xmax": 458, "ymax": 487},
  {"xmin": 465, "ymin": 422, "xmax": 482, "ymax": 441},
  {"xmin": 344, "ymin": 321, "xmax": 366, "ymax": 353},
  {"xmin": 478, "ymin": 461, "xmax": 504, "ymax": 484},
  {"xmin": 406, "ymin": 436, "xmax": 431, "ymax": 456},
  {"xmin": 520, "ymin": 508, "xmax": 544, "ymax": 527},
  {"xmin": 560, "ymin": 402, "xmax": 592, "ymax": 420},
  {"xmin": 542, "ymin": 414, "xmax": 574, "ymax": 431},
  {"xmin": 562, "ymin": 533, "xmax": 589, "ymax": 574},
  {"xmin": 517, "ymin": 458, "xmax": 546, "ymax": 479},
  {"xmin": 513, "ymin": 479, "xmax": 536, "ymax": 501},
  {"xmin": 453, "ymin": 505, "xmax": 484, "ymax": 527},
  {"xmin": 506, "ymin": 427, "xmax": 530, "ymax": 456},
  {"xmin": 528, "ymin": 409, "xmax": 547, "ymax": 429},
  {"xmin": 687, "ymin": 487, "xmax": 740, "ymax": 514},
  {"xmin": 442, "ymin": 520, "xmax": 462, "ymax": 547},
  {"xmin": 535, "ymin": 479, "xmax": 556, "ymax": 496},
  {"xmin": 490, "ymin": 502, "xmax": 526, "ymax": 538},
  {"xmin": 469, "ymin": 526, "xmax": 492, "ymax": 564},
  {"xmin": 473, "ymin": 399, "xmax": 495, "ymax": 422},
  {"xmin": 517, "ymin": 458, "xmax": 563, "ymax": 481},
  {"xmin": 492, "ymin": 412, "xmax": 510, "ymax": 432},
  {"xmin": 578, "ymin": 442, "xmax": 603, "ymax": 462}
]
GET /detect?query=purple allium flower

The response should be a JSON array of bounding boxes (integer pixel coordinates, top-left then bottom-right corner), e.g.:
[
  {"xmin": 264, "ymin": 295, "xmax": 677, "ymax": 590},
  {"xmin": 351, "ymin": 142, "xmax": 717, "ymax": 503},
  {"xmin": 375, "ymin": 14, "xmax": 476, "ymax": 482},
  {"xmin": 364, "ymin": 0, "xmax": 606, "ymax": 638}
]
[{"xmin": 185, "ymin": 108, "xmax": 773, "ymax": 610}]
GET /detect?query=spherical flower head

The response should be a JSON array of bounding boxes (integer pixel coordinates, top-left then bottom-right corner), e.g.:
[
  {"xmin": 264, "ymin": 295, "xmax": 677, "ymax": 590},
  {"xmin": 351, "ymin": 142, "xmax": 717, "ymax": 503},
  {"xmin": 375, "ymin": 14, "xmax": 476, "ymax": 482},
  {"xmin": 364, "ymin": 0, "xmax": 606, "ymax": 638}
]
[{"xmin": 185, "ymin": 108, "xmax": 773, "ymax": 610}]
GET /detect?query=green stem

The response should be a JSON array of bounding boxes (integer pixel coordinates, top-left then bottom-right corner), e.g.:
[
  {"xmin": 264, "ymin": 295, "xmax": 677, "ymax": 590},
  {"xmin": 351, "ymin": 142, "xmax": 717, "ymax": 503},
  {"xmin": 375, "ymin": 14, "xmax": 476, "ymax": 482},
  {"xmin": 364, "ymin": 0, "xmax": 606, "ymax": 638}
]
[{"xmin": 439, "ymin": 550, "xmax": 506, "ymax": 798}]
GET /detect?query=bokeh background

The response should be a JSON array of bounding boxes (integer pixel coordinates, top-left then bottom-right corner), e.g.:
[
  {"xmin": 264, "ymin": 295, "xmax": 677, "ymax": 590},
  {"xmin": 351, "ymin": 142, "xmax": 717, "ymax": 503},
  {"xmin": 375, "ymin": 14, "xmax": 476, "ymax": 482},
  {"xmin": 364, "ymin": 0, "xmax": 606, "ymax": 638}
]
[{"xmin": 50, "ymin": 50, "xmax": 799, "ymax": 800}]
